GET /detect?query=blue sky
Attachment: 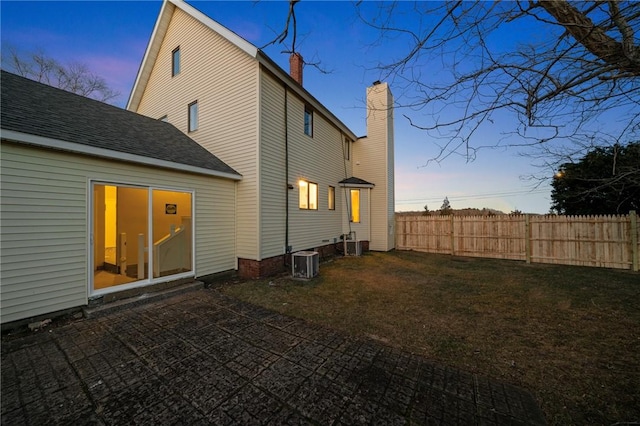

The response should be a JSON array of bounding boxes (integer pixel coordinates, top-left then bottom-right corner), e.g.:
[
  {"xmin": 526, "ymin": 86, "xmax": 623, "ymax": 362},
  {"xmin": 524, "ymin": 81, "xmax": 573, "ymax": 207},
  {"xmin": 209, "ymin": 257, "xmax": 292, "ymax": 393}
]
[{"xmin": 1, "ymin": 1, "xmax": 554, "ymax": 213}]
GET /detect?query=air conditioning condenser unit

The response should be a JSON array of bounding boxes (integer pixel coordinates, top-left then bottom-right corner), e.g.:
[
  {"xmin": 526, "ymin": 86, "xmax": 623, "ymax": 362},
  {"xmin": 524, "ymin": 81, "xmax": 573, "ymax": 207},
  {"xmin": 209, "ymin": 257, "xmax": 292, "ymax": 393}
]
[
  {"xmin": 292, "ymin": 251, "xmax": 319, "ymax": 279},
  {"xmin": 344, "ymin": 240, "xmax": 362, "ymax": 256}
]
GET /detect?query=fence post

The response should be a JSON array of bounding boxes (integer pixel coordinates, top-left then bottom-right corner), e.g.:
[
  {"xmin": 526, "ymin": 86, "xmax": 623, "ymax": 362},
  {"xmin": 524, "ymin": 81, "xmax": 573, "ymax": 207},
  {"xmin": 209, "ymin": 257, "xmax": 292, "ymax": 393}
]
[
  {"xmin": 631, "ymin": 210, "xmax": 638, "ymax": 272},
  {"xmin": 450, "ymin": 214, "xmax": 455, "ymax": 256},
  {"xmin": 525, "ymin": 214, "xmax": 531, "ymax": 264}
]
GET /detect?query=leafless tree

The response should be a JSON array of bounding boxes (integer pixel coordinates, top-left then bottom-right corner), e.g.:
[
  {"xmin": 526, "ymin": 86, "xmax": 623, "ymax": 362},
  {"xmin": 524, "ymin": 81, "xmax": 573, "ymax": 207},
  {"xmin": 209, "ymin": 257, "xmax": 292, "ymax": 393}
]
[
  {"xmin": 2, "ymin": 47, "xmax": 119, "ymax": 103},
  {"xmin": 261, "ymin": 0, "xmax": 331, "ymax": 74},
  {"xmin": 355, "ymin": 1, "xmax": 640, "ymax": 175}
]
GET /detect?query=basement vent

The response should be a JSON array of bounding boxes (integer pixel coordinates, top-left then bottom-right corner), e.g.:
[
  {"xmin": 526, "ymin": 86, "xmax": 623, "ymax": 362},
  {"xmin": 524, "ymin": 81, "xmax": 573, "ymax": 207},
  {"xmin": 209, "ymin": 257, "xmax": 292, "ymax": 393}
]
[{"xmin": 292, "ymin": 251, "xmax": 319, "ymax": 279}]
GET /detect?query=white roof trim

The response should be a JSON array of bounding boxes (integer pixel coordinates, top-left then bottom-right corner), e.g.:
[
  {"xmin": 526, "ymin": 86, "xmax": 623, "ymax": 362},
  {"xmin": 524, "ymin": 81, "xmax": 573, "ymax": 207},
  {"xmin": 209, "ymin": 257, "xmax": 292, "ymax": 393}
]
[
  {"xmin": 127, "ymin": 0, "xmax": 172, "ymax": 110},
  {"xmin": 127, "ymin": 0, "xmax": 358, "ymax": 141},
  {"xmin": 257, "ymin": 53, "xmax": 358, "ymax": 141},
  {"xmin": 0, "ymin": 129, "xmax": 242, "ymax": 181},
  {"xmin": 171, "ymin": 0, "xmax": 257, "ymax": 57},
  {"xmin": 128, "ymin": 0, "xmax": 258, "ymax": 110},
  {"xmin": 339, "ymin": 183, "xmax": 375, "ymax": 189}
]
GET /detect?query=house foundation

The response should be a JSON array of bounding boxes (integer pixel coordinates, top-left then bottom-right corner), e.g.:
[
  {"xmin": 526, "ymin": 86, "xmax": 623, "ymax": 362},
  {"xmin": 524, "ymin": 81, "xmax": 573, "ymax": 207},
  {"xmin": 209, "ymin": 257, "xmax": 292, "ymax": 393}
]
[{"xmin": 238, "ymin": 241, "xmax": 369, "ymax": 279}]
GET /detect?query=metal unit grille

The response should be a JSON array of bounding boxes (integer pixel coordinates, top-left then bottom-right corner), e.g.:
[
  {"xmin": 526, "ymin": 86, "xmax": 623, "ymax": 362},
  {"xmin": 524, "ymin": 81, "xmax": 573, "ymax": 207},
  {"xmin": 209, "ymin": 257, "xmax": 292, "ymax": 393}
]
[{"xmin": 292, "ymin": 251, "xmax": 319, "ymax": 279}]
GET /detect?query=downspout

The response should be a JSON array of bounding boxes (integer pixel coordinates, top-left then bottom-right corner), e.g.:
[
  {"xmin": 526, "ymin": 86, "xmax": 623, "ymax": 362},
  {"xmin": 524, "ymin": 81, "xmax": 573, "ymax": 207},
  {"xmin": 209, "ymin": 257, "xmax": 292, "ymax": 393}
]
[
  {"xmin": 284, "ymin": 87, "xmax": 290, "ymax": 267},
  {"xmin": 342, "ymin": 133, "xmax": 353, "ymax": 239}
]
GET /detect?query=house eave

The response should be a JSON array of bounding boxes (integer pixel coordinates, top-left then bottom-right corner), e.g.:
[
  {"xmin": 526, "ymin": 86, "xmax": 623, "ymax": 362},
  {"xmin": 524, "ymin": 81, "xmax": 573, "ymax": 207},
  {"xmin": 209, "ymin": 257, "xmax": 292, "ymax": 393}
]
[
  {"xmin": 339, "ymin": 183, "xmax": 375, "ymax": 189},
  {"xmin": 257, "ymin": 52, "xmax": 358, "ymax": 142},
  {"xmin": 170, "ymin": 0, "xmax": 258, "ymax": 57},
  {"xmin": 0, "ymin": 129, "xmax": 243, "ymax": 181},
  {"xmin": 127, "ymin": 0, "xmax": 359, "ymax": 143},
  {"xmin": 127, "ymin": 0, "xmax": 259, "ymax": 111}
]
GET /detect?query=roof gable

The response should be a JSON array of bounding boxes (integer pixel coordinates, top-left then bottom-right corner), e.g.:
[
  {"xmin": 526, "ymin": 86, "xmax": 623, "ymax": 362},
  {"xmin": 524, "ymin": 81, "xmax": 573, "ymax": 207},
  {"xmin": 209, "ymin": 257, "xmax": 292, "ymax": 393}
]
[
  {"xmin": 127, "ymin": 0, "xmax": 357, "ymax": 141},
  {"xmin": 1, "ymin": 71, "xmax": 240, "ymax": 179},
  {"xmin": 127, "ymin": 0, "xmax": 257, "ymax": 112}
]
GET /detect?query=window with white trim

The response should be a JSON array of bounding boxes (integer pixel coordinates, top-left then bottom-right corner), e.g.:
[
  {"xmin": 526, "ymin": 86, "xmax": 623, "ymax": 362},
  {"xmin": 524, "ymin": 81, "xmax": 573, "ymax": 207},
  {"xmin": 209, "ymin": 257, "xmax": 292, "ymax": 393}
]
[
  {"xmin": 188, "ymin": 100, "xmax": 198, "ymax": 132},
  {"xmin": 304, "ymin": 106, "xmax": 313, "ymax": 137},
  {"xmin": 172, "ymin": 46, "xmax": 180, "ymax": 77},
  {"xmin": 350, "ymin": 189, "xmax": 360, "ymax": 223},
  {"xmin": 299, "ymin": 180, "xmax": 318, "ymax": 210},
  {"xmin": 328, "ymin": 186, "xmax": 335, "ymax": 210}
]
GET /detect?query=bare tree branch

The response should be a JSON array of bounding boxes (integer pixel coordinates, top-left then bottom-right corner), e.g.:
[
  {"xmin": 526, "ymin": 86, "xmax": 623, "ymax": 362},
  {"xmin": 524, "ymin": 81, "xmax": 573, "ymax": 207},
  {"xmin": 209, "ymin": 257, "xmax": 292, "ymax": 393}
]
[
  {"xmin": 261, "ymin": 0, "xmax": 300, "ymax": 52},
  {"xmin": 2, "ymin": 46, "xmax": 120, "ymax": 103},
  {"xmin": 260, "ymin": 0, "xmax": 333, "ymax": 75},
  {"xmin": 540, "ymin": 0, "xmax": 640, "ymax": 75},
  {"xmin": 354, "ymin": 0, "xmax": 639, "ymax": 190}
]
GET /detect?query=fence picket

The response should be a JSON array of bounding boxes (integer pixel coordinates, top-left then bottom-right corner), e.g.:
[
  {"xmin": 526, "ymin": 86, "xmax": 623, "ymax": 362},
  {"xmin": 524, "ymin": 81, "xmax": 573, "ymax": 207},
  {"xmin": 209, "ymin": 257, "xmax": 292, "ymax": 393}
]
[{"xmin": 395, "ymin": 213, "xmax": 640, "ymax": 271}]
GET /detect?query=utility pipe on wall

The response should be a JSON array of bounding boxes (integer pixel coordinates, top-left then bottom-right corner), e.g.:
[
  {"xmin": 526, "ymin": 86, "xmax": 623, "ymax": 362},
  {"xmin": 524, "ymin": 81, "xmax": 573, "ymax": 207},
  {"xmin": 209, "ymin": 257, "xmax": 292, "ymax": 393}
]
[{"xmin": 284, "ymin": 87, "xmax": 290, "ymax": 265}]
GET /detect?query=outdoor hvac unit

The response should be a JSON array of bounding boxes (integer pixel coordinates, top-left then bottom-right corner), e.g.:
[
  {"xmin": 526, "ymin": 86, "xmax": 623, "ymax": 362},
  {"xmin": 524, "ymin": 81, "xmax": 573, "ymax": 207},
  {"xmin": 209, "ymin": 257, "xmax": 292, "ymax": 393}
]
[
  {"xmin": 344, "ymin": 239, "xmax": 362, "ymax": 256},
  {"xmin": 342, "ymin": 231, "xmax": 361, "ymax": 256},
  {"xmin": 292, "ymin": 251, "xmax": 319, "ymax": 279}
]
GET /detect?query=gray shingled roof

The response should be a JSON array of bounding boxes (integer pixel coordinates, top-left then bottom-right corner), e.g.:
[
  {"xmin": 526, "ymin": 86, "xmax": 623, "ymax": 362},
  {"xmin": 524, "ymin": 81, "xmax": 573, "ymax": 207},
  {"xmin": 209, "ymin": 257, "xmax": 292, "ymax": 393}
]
[
  {"xmin": 1, "ymin": 71, "xmax": 239, "ymax": 177},
  {"xmin": 339, "ymin": 177, "xmax": 375, "ymax": 186}
]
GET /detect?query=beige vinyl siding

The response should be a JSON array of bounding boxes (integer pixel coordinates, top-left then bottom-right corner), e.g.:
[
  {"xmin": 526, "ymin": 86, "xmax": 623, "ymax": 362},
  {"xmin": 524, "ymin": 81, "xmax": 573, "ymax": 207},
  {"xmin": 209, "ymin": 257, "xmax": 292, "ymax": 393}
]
[
  {"xmin": 259, "ymin": 71, "xmax": 286, "ymax": 258},
  {"xmin": 386, "ymin": 94, "xmax": 396, "ymax": 250},
  {"xmin": 341, "ymin": 188, "xmax": 371, "ymax": 242},
  {"xmin": 1, "ymin": 143, "xmax": 236, "ymax": 324},
  {"xmin": 354, "ymin": 136, "xmax": 386, "ymax": 250},
  {"xmin": 285, "ymin": 88, "xmax": 351, "ymax": 253},
  {"xmin": 134, "ymin": 7, "xmax": 259, "ymax": 260},
  {"xmin": 353, "ymin": 83, "xmax": 394, "ymax": 251}
]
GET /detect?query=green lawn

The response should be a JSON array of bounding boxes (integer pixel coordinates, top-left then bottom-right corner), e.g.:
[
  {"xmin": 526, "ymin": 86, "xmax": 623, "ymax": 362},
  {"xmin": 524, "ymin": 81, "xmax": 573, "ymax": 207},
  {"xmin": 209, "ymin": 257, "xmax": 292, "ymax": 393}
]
[{"xmin": 221, "ymin": 250, "xmax": 640, "ymax": 425}]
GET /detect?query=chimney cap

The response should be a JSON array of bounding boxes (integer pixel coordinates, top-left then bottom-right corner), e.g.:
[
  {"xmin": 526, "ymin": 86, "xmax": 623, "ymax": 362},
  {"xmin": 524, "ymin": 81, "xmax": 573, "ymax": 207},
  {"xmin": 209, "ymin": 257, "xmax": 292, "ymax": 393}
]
[{"xmin": 372, "ymin": 80, "xmax": 382, "ymax": 85}]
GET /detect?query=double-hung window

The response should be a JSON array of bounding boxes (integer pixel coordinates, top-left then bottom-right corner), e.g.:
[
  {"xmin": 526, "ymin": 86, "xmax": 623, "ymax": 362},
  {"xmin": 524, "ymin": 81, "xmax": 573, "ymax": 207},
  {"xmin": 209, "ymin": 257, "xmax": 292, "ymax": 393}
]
[
  {"xmin": 188, "ymin": 101, "xmax": 198, "ymax": 132},
  {"xmin": 350, "ymin": 189, "xmax": 360, "ymax": 223},
  {"xmin": 328, "ymin": 186, "xmax": 335, "ymax": 210},
  {"xmin": 304, "ymin": 106, "xmax": 313, "ymax": 137},
  {"xmin": 299, "ymin": 180, "xmax": 318, "ymax": 210},
  {"xmin": 172, "ymin": 46, "xmax": 180, "ymax": 77}
]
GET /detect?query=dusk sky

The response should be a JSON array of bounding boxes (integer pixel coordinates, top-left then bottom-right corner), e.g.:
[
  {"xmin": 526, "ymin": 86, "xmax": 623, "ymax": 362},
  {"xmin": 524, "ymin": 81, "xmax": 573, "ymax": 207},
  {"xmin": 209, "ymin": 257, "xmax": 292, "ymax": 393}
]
[{"xmin": 1, "ymin": 1, "xmax": 559, "ymax": 213}]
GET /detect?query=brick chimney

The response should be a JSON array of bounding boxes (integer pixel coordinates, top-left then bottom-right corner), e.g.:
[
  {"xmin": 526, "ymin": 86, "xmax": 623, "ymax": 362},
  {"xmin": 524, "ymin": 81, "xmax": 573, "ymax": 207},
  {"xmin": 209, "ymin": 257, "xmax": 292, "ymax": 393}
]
[{"xmin": 289, "ymin": 52, "xmax": 303, "ymax": 85}]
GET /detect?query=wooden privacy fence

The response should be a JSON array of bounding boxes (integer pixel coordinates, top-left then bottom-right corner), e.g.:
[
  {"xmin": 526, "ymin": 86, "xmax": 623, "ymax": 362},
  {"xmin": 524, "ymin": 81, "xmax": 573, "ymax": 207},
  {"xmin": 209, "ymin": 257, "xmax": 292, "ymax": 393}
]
[{"xmin": 395, "ymin": 211, "xmax": 639, "ymax": 271}]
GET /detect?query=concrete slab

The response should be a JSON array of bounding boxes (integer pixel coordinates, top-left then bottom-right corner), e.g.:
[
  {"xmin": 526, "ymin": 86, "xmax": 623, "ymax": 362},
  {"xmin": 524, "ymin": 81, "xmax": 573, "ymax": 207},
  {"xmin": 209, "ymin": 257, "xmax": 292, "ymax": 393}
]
[
  {"xmin": 1, "ymin": 288, "xmax": 546, "ymax": 425},
  {"xmin": 83, "ymin": 281, "xmax": 204, "ymax": 319}
]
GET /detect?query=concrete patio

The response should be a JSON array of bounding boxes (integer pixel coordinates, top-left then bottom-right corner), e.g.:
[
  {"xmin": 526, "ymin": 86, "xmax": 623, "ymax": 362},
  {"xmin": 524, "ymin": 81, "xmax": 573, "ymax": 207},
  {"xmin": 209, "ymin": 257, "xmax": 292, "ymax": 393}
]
[{"xmin": 1, "ymin": 288, "xmax": 546, "ymax": 425}]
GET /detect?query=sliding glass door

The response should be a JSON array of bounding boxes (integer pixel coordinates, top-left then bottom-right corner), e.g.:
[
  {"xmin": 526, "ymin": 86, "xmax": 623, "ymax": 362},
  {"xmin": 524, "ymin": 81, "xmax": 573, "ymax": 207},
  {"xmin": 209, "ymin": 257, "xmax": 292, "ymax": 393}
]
[
  {"xmin": 92, "ymin": 182, "xmax": 193, "ymax": 294},
  {"xmin": 151, "ymin": 189, "xmax": 192, "ymax": 278}
]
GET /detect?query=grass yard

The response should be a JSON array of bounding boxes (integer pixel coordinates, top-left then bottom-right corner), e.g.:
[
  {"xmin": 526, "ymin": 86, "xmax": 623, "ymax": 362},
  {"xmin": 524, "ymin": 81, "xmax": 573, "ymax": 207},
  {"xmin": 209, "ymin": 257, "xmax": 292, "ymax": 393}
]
[{"xmin": 220, "ymin": 250, "xmax": 640, "ymax": 425}]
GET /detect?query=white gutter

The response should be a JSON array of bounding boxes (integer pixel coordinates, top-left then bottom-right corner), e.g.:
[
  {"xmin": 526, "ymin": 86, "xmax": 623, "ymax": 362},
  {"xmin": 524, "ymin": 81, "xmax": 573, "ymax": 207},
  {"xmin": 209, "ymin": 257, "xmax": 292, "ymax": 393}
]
[
  {"xmin": 0, "ymin": 129, "xmax": 242, "ymax": 181},
  {"xmin": 339, "ymin": 183, "xmax": 375, "ymax": 188}
]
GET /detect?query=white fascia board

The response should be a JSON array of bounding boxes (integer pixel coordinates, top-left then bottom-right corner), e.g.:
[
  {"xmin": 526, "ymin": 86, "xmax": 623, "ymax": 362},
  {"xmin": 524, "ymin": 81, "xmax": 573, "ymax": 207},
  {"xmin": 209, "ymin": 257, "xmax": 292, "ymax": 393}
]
[
  {"xmin": 172, "ymin": 0, "xmax": 258, "ymax": 58},
  {"xmin": 0, "ymin": 129, "xmax": 242, "ymax": 181},
  {"xmin": 127, "ymin": 0, "xmax": 173, "ymax": 111},
  {"xmin": 257, "ymin": 53, "xmax": 358, "ymax": 142},
  {"xmin": 128, "ymin": 0, "xmax": 259, "ymax": 111},
  {"xmin": 339, "ymin": 183, "xmax": 375, "ymax": 189}
]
